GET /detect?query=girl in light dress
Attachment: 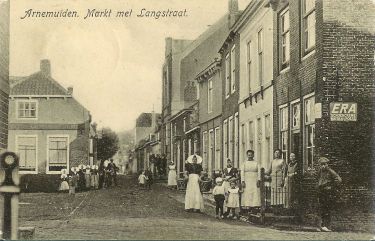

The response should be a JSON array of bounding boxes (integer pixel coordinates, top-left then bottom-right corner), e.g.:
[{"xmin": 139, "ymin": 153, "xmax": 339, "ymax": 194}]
[
  {"xmin": 138, "ymin": 171, "xmax": 148, "ymax": 189},
  {"xmin": 167, "ymin": 161, "xmax": 177, "ymax": 189},
  {"xmin": 225, "ymin": 181, "xmax": 242, "ymax": 219}
]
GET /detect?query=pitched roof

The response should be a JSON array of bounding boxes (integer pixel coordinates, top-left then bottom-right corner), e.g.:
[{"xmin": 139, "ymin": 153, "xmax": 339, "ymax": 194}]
[{"xmin": 10, "ymin": 72, "xmax": 69, "ymax": 96}]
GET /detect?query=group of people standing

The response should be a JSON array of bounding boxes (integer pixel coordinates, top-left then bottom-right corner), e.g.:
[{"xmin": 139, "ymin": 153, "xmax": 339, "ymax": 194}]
[
  {"xmin": 59, "ymin": 159, "xmax": 119, "ymax": 194},
  {"xmin": 166, "ymin": 149, "xmax": 342, "ymax": 231},
  {"xmin": 59, "ymin": 164, "xmax": 100, "ymax": 194}
]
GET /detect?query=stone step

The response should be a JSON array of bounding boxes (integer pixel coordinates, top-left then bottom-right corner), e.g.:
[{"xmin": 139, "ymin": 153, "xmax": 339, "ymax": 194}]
[{"xmin": 19, "ymin": 227, "xmax": 35, "ymax": 240}]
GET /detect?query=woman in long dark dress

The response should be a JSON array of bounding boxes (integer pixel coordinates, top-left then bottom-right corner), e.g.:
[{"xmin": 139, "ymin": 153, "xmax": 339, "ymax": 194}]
[{"xmin": 184, "ymin": 155, "xmax": 204, "ymax": 212}]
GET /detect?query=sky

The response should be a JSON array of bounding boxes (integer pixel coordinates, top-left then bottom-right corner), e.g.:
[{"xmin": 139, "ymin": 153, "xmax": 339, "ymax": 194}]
[{"xmin": 10, "ymin": 0, "xmax": 251, "ymax": 132}]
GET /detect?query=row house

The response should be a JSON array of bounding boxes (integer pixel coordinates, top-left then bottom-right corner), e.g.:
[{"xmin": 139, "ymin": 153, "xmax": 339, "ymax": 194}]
[
  {"xmin": 270, "ymin": 0, "xmax": 374, "ymax": 230},
  {"xmin": 161, "ymin": 38, "xmax": 193, "ymax": 167},
  {"xmin": 134, "ymin": 112, "xmax": 161, "ymax": 172},
  {"xmin": 0, "ymin": 0, "xmax": 9, "ymax": 152},
  {"xmin": 161, "ymin": 0, "xmax": 374, "ymax": 231},
  {"xmin": 236, "ymin": 1, "xmax": 274, "ymax": 170},
  {"xmin": 196, "ymin": 59, "xmax": 222, "ymax": 174},
  {"xmin": 8, "ymin": 60, "xmax": 93, "ymax": 182},
  {"xmin": 219, "ymin": 23, "xmax": 240, "ymax": 169},
  {"xmin": 161, "ymin": 0, "xmax": 241, "ymax": 175}
]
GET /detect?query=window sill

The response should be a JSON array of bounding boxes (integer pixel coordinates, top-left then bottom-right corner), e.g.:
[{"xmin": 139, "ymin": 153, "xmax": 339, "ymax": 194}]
[
  {"xmin": 19, "ymin": 170, "xmax": 38, "ymax": 174},
  {"xmin": 280, "ymin": 67, "xmax": 290, "ymax": 74},
  {"xmin": 46, "ymin": 171, "xmax": 67, "ymax": 174},
  {"xmin": 16, "ymin": 117, "xmax": 38, "ymax": 121},
  {"xmin": 301, "ymin": 49, "xmax": 316, "ymax": 61}
]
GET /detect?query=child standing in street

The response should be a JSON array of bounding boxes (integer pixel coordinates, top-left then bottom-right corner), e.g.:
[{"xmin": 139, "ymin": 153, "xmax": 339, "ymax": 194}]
[
  {"xmin": 138, "ymin": 171, "xmax": 148, "ymax": 189},
  {"xmin": 226, "ymin": 181, "xmax": 241, "ymax": 219},
  {"xmin": 212, "ymin": 177, "xmax": 226, "ymax": 219}
]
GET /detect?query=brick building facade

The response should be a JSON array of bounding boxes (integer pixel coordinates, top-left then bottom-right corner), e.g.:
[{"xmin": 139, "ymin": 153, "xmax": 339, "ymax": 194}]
[
  {"xmin": 0, "ymin": 0, "xmax": 9, "ymax": 152},
  {"xmin": 271, "ymin": 0, "xmax": 375, "ymax": 230}
]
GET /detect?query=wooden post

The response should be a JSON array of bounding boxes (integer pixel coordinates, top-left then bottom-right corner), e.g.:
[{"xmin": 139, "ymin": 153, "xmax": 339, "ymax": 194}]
[{"xmin": 0, "ymin": 152, "xmax": 20, "ymax": 240}]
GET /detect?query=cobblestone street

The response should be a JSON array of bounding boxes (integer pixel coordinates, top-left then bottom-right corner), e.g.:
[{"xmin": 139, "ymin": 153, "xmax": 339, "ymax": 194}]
[{"xmin": 16, "ymin": 176, "xmax": 373, "ymax": 240}]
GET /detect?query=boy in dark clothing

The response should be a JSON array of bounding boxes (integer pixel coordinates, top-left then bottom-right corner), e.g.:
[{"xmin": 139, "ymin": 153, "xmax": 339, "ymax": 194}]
[
  {"xmin": 317, "ymin": 157, "xmax": 342, "ymax": 232},
  {"xmin": 145, "ymin": 169, "xmax": 153, "ymax": 190}
]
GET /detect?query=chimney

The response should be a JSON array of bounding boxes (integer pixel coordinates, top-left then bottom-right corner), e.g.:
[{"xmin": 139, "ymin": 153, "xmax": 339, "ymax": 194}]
[
  {"xmin": 67, "ymin": 86, "xmax": 73, "ymax": 95},
  {"xmin": 40, "ymin": 59, "xmax": 51, "ymax": 77},
  {"xmin": 228, "ymin": 0, "xmax": 239, "ymax": 27},
  {"xmin": 228, "ymin": 0, "xmax": 239, "ymax": 14}
]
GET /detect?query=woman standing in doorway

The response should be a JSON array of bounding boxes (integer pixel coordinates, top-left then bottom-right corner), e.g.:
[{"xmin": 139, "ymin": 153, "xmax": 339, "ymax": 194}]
[
  {"xmin": 240, "ymin": 150, "xmax": 261, "ymax": 212},
  {"xmin": 266, "ymin": 149, "xmax": 286, "ymax": 206}
]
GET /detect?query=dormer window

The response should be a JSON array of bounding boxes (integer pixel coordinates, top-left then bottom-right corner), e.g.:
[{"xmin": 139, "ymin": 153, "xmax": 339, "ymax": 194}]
[{"xmin": 17, "ymin": 100, "xmax": 38, "ymax": 119}]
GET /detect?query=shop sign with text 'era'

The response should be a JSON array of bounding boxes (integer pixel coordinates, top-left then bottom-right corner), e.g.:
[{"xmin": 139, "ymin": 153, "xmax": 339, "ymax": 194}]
[{"xmin": 330, "ymin": 102, "xmax": 357, "ymax": 121}]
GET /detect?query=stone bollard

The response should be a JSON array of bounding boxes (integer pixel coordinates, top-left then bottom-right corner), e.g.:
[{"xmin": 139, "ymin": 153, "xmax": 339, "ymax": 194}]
[{"xmin": 18, "ymin": 227, "xmax": 35, "ymax": 240}]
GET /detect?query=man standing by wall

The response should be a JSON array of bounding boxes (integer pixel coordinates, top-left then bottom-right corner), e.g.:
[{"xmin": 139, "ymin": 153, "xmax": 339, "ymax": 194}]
[{"xmin": 317, "ymin": 157, "xmax": 342, "ymax": 232}]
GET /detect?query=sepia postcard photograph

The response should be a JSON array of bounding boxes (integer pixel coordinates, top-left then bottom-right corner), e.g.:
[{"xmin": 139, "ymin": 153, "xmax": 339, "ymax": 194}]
[{"xmin": 0, "ymin": 0, "xmax": 374, "ymax": 240}]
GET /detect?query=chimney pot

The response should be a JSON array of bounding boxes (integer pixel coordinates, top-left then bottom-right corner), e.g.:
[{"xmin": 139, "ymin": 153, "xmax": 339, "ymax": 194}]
[
  {"xmin": 67, "ymin": 87, "xmax": 73, "ymax": 95},
  {"xmin": 40, "ymin": 59, "xmax": 51, "ymax": 77},
  {"xmin": 228, "ymin": 0, "xmax": 239, "ymax": 14}
]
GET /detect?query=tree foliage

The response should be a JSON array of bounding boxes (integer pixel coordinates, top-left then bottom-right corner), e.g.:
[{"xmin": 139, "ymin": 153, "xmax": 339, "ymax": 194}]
[{"xmin": 97, "ymin": 127, "xmax": 120, "ymax": 161}]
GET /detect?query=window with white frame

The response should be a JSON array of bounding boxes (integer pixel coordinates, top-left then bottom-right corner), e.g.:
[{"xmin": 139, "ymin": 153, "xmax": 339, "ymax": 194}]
[
  {"xmin": 265, "ymin": 114, "xmax": 271, "ymax": 168},
  {"xmin": 241, "ymin": 123, "xmax": 247, "ymax": 161},
  {"xmin": 292, "ymin": 102, "xmax": 300, "ymax": 130},
  {"xmin": 48, "ymin": 136, "xmax": 68, "ymax": 172},
  {"xmin": 17, "ymin": 100, "xmax": 37, "ymax": 119},
  {"xmin": 214, "ymin": 127, "xmax": 221, "ymax": 170},
  {"xmin": 183, "ymin": 117, "xmax": 186, "ymax": 132},
  {"xmin": 193, "ymin": 139, "xmax": 198, "ymax": 155},
  {"xmin": 247, "ymin": 41, "xmax": 252, "ymax": 92},
  {"xmin": 165, "ymin": 125, "xmax": 169, "ymax": 146},
  {"xmin": 202, "ymin": 131, "xmax": 208, "ymax": 169},
  {"xmin": 188, "ymin": 138, "xmax": 192, "ymax": 155},
  {"xmin": 17, "ymin": 136, "xmax": 37, "ymax": 172},
  {"xmin": 209, "ymin": 129, "xmax": 214, "ymax": 172},
  {"xmin": 257, "ymin": 117, "xmax": 263, "ymax": 163},
  {"xmin": 208, "ymin": 78, "xmax": 213, "ymax": 113},
  {"xmin": 223, "ymin": 120, "xmax": 228, "ymax": 160},
  {"xmin": 229, "ymin": 116, "xmax": 234, "ymax": 162},
  {"xmin": 280, "ymin": 106, "xmax": 289, "ymax": 161},
  {"xmin": 258, "ymin": 29, "xmax": 264, "ymax": 86},
  {"xmin": 248, "ymin": 121, "xmax": 254, "ymax": 151},
  {"xmin": 231, "ymin": 45, "xmax": 236, "ymax": 93},
  {"xmin": 196, "ymin": 81, "xmax": 200, "ymax": 100},
  {"xmin": 304, "ymin": 95, "xmax": 315, "ymax": 169},
  {"xmin": 280, "ymin": 8, "xmax": 290, "ymax": 70},
  {"xmin": 234, "ymin": 113, "xmax": 239, "ymax": 167},
  {"xmin": 183, "ymin": 139, "xmax": 186, "ymax": 163},
  {"xmin": 302, "ymin": 0, "xmax": 316, "ymax": 54},
  {"xmin": 225, "ymin": 54, "xmax": 230, "ymax": 97}
]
